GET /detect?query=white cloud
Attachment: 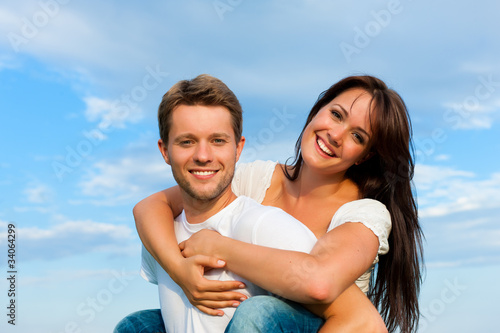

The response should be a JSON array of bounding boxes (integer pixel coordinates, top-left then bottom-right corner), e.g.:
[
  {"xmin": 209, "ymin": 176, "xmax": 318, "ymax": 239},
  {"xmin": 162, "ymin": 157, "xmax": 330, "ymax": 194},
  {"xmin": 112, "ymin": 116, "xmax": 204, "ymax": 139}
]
[
  {"xmin": 0, "ymin": 220, "xmax": 10, "ymax": 229},
  {"xmin": 1, "ymin": 3, "xmax": 146, "ymax": 67},
  {"xmin": 24, "ymin": 182, "xmax": 53, "ymax": 203},
  {"xmin": 442, "ymin": 102, "xmax": 497, "ymax": 130},
  {"xmin": 0, "ymin": 54, "xmax": 20, "ymax": 71},
  {"xmin": 13, "ymin": 205, "xmax": 55, "ymax": 214},
  {"xmin": 83, "ymin": 96, "xmax": 143, "ymax": 131},
  {"xmin": 78, "ymin": 151, "xmax": 173, "ymax": 206},
  {"xmin": 415, "ymin": 165, "xmax": 500, "ymax": 217},
  {"xmin": 84, "ymin": 97, "xmax": 116, "ymax": 121},
  {"xmin": 0, "ymin": 7, "xmax": 19, "ymax": 31},
  {"xmin": 20, "ymin": 268, "xmax": 140, "ymax": 288},
  {"xmin": 421, "ymin": 205, "xmax": 500, "ymax": 268},
  {"xmin": 459, "ymin": 61, "xmax": 500, "ymax": 74},
  {"xmin": 414, "ymin": 164, "xmax": 475, "ymax": 191},
  {"xmin": 22, "ymin": 220, "xmax": 131, "ymax": 240},
  {"xmin": 426, "ymin": 256, "xmax": 500, "ymax": 269},
  {"xmin": 0, "ymin": 218, "xmax": 136, "ymax": 261},
  {"xmin": 434, "ymin": 154, "xmax": 451, "ymax": 161},
  {"xmin": 445, "ymin": 217, "xmax": 492, "ymax": 231}
]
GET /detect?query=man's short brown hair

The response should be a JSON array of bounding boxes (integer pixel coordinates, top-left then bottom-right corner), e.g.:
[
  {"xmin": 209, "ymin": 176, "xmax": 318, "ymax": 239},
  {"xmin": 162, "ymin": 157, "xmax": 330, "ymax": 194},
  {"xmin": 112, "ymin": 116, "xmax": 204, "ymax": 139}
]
[{"xmin": 158, "ymin": 74, "xmax": 243, "ymax": 144}]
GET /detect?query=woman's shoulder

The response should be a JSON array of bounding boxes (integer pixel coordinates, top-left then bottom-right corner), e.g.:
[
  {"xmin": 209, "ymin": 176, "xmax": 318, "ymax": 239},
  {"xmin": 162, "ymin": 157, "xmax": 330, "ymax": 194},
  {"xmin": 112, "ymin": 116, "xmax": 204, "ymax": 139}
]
[
  {"xmin": 329, "ymin": 198, "xmax": 392, "ymax": 256},
  {"xmin": 232, "ymin": 160, "xmax": 279, "ymax": 203},
  {"xmin": 337, "ymin": 198, "xmax": 389, "ymax": 214},
  {"xmin": 235, "ymin": 160, "xmax": 278, "ymax": 174},
  {"xmin": 329, "ymin": 198, "xmax": 391, "ymax": 232}
]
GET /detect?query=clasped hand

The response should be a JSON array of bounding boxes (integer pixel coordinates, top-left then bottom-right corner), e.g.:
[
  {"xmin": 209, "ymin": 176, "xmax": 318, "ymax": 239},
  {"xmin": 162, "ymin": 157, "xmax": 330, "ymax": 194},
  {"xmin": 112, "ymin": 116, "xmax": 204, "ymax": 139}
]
[{"xmin": 175, "ymin": 229, "xmax": 246, "ymax": 316}]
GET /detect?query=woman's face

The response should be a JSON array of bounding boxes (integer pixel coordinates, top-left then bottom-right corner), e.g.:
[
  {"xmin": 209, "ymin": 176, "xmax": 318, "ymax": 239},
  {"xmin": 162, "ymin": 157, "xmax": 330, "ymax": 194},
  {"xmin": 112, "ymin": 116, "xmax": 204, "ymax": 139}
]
[{"xmin": 301, "ymin": 88, "xmax": 375, "ymax": 176}]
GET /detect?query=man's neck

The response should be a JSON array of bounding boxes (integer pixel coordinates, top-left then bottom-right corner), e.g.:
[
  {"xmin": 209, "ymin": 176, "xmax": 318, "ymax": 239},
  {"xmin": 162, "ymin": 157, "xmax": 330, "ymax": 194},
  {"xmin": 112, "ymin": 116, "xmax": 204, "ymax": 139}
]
[{"xmin": 181, "ymin": 189, "xmax": 238, "ymax": 224}]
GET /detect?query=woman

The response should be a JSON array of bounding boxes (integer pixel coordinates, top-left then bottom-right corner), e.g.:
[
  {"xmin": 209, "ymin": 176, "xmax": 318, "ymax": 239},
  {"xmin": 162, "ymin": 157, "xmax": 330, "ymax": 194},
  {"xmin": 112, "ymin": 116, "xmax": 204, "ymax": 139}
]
[{"xmin": 134, "ymin": 75, "xmax": 423, "ymax": 332}]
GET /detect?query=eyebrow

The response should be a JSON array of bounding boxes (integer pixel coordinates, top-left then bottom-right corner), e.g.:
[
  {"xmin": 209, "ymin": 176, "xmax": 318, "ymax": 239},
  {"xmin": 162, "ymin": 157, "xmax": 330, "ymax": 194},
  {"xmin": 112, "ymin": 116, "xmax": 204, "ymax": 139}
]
[
  {"xmin": 209, "ymin": 133, "xmax": 232, "ymax": 141},
  {"xmin": 172, "ymin": 134, "xmax": 195, "ymax": 143},
  {"xmin": 331, "ymin": 103, "xmax": 372, "ymax": 140},
  {"xmin": 172, "ymin": 132, "xmax": 232, "ymax": 143}
]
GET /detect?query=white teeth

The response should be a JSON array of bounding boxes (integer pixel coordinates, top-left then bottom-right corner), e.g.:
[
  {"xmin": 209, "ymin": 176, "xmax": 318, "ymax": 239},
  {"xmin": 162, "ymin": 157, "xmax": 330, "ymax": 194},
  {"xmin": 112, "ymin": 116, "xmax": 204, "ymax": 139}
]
[
  {"xmin": 317, "ymin": 138, "xmax": 334, "ymax": 156},
  {"xmin": 192, "ymin": 171, "xmax": 216, "ymax": 176}
]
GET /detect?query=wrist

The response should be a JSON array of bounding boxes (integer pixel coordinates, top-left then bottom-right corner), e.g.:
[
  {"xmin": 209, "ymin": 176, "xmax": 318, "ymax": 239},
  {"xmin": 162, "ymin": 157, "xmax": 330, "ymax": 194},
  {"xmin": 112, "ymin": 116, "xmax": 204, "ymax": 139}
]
[
  {"xmin": 157, "ymin": 248, "xmax": 184, "ymax": 275},
  {"xmin": 166, "ymin": 254, "xmax": 187, "ymax": 283},
  {"xmin": 212, "ymin": 234, "xmax": 232, "ymax": 262}
]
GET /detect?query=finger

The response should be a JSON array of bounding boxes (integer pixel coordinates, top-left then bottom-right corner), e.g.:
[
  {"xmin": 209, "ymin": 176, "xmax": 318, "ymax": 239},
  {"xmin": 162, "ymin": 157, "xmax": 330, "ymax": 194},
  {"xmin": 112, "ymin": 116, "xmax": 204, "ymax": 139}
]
[
  {"xmin": 195, "ymin": 304, "xmax": 225, "ymax": 317},
  {"xmin": 196, "ymin": 290, "xmax": 249, "ymax": 302},
  {"xmin": 178, "ymin": 240, "xmax": 185, "ymax": 250},
  {"xmin": 199, "ymin": 278, "xmax": 247, "ymax": 292},
  {"xmin": 193, "ymin": 255, "xmax": 226, "ymax": 269},
  {"xmin": 196, "ymin": 299, "xmax": 244, "ymax": 310}
]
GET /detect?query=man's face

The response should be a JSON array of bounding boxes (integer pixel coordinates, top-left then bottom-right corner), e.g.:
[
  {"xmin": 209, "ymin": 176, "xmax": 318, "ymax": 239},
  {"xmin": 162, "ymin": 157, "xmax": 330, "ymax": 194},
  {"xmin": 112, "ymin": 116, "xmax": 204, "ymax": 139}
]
[{"xmin": 159, "ymin": 104, "xmax": 245, "ymax": 202}]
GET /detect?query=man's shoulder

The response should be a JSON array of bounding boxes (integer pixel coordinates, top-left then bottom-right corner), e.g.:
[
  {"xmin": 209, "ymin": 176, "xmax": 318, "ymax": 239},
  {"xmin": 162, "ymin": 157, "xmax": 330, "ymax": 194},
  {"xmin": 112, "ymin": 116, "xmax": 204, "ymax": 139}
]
[
  {"xmin": 234, "ymin": 196, "xmax": 279, "ymax": 213},
  {"xmin": 173, "ymin": 210, "xmax": 186, "ymax": 223}
]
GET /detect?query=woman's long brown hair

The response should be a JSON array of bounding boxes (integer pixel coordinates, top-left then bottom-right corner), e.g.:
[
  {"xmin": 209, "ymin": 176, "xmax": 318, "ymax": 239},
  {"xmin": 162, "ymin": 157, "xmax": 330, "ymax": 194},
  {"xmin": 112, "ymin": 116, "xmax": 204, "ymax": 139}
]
[{"xmin": 283, "ymin": 75, "xmax": 424, "ymax": 333}]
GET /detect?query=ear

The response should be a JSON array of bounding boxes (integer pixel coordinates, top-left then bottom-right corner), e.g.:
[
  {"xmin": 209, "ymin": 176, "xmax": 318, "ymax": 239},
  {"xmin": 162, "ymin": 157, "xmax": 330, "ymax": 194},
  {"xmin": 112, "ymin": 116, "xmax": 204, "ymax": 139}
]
[
  {"xmin": 235, "ymin": 136, "xmax": 246, "ymax": 162},
  {"xmin": 158, "ymin": 139, "xmax": 171, "ymax": 165},
  {"xmin": 355, "ymin": 151, "xmax": 374, "ymax": 165}
]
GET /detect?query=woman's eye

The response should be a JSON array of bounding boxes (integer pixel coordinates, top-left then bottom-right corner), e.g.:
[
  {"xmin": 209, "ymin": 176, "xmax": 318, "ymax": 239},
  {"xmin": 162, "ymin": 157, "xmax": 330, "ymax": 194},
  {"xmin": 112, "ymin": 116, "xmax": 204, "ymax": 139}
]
[
  {"xmin": 353, "ymin": 133, "xmax": 364, "ymax": 144},
  {"xmin": 331, "ymin": 110, "xmax": 342, "ymax": 120}
]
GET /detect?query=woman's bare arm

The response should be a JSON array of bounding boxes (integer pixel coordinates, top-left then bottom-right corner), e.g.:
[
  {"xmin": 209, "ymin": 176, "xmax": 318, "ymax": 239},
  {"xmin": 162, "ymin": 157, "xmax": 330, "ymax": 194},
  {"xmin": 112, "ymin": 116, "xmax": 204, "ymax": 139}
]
[
  {"xmin": 180, "ymin": 222, "xmax": 379, "ymax": 304},
  {"xmin": 307, "ymin": 284, "xmax": 387, "ymax": 333},
  {"xmin": 134, "ymin": 187, "xmax": 248, "ymax": 315},
  {"xmin": 134, "ymin": 187, "xmax": 183, "ymax": 273}
]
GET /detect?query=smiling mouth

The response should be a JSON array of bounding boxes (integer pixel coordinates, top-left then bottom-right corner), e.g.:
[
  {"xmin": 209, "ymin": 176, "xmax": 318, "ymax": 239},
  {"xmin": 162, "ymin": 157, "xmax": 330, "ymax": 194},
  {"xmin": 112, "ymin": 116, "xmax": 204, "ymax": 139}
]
[
  {"xmin": 316, "ymin": 137, "xmax": 335, "ymax": 157},
  {"xmin": 191, "ymin": 170, "xmax": 217, "ymax": 176}
]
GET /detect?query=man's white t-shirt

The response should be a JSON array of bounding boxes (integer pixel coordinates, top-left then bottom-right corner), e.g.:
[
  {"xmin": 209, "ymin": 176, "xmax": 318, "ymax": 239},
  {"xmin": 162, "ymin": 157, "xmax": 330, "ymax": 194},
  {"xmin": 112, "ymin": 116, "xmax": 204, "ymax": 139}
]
[{"xmin": 141, "ymin": 195, "xmax": 317, "ymax": 333}]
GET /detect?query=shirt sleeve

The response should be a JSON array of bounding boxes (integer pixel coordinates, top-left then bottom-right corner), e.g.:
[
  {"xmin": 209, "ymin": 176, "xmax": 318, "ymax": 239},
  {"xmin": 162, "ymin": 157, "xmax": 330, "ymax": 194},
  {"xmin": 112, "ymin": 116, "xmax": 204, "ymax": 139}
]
[
  {"xmin": 327, "ymin": 199, "xmax": 391, "ymax": 263},
  {"xmin": 140, "ymin": 245, "xmax": 158, "ymax": 285},
  {"xmin": 231, "ymin": 160, "xmax": 278, "ymax": 203}
]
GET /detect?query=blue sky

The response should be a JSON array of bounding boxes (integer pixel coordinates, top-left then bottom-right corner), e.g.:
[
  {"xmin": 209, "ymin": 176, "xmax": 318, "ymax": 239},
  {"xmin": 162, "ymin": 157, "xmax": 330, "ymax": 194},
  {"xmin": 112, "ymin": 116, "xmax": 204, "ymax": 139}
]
[{"xmin": 1, "ymin": 0, "xmax": 499, "ymax": 332}]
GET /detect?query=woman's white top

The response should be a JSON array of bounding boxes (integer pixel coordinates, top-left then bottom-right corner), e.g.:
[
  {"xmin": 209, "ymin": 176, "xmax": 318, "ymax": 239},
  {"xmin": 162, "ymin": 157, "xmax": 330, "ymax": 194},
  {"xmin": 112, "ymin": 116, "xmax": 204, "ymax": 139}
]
[{"xmin": 231, "ymin": 160, "xmax": 392, "ymax": 293}]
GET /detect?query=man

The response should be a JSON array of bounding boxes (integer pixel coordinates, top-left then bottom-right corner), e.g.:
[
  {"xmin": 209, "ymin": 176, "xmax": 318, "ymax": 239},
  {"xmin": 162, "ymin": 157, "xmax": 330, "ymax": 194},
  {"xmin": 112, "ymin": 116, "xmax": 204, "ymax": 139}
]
[{"xmin": 116, "ymin": 74, "xmax": 318, "ymax": 333}]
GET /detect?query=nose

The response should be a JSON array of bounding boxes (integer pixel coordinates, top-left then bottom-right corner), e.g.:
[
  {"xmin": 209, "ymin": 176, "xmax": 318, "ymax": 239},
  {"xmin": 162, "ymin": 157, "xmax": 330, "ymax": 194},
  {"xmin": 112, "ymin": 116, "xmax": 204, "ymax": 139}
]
[
  {"xmin": 193, "ymin": 141, "xmax": 213, "ymax": 164},
  {"xmin": 327, "ymin": 124, "xmax": 346, "ymax": 147}
]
